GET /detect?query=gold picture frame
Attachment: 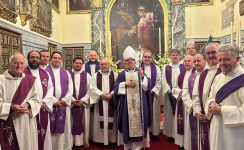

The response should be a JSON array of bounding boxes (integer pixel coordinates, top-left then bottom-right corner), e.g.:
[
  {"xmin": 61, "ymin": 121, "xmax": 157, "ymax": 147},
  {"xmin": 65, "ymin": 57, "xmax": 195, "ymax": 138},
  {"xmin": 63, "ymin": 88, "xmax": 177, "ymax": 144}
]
[
  {"xmin": 67, "ymin": 0, "xmax": 91, "ymax": 14},
  {"xmin": 0, "ymin": 0, "xmax": 18, "ymax": 23},
  {"xmin": 185, "ymin": 0, "xmax": 213, "ymax": 7},
  {"xmin": 51, "ymin": 0, "xmax": 60, "ymax": 13}
]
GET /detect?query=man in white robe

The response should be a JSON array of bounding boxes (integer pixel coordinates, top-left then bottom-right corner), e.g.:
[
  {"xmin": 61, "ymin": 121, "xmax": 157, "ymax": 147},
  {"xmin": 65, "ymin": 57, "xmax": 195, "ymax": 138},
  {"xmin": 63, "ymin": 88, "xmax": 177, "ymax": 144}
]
[
  {"xmin": 205, "ymin": 44, "xmax": 244, "ymax": 150},
  {"xmin": 114, "ymin": 46, "xmax": 151, "ymax": 150},
  {"xmin": 90, "ymin": 58, "xmax": 118, "ymax": 146},
  {"xmin": 0, "ymin": 53, "xmax": 41, "ymax": 150},
  {"xmin": 194, "ymin": 42, "xmax": 220, "ymax": 150},
  {"xmin": 84, "ymin": 50, "xmax": 100, "ymax": 76},
  {"xmin": 46, "ymin": 51, "xmax": 73, "ymax": 150},
  {"xmin": 162, "ymin": 49, "xmax": 184, "ymax": 142},
  {"xmin": 40, "ymin": 49, "xmax": 50, "ymax": 69},
  {"xmin": 141, "ymin": 50, "xmax": 162, "ymax": 140},
  {"xmin": 175, "ymin": 55, "xmax": 194, "ymax": 150},
  {"xmin": 182, "ymin": 54, "xmax": 207, "ymax": 150},
  {"xmin": 70, "ymin": 57, "xmax": 91, "ymax": 147},
  {"xmin": 24, "ymin": 50, "xmax": 54, "ymax": 150}
]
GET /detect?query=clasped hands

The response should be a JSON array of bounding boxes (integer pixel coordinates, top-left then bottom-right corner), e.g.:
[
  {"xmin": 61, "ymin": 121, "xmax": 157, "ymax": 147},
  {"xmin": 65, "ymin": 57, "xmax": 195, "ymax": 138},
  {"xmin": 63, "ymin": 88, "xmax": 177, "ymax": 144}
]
[
  {"xmin": 101, "ymin": 92, "xmax": 113, "ymax": 101},
  {"xmin": 208, "ymin": 101, "xmax": 221, "ymax": 115},
  {"xmin": 11, "ymin": 103, "xmax": 30, "ymax": 115},
  {"xmin": 53, "ymin": 100, "xmax": 66, "ymax": 107}
]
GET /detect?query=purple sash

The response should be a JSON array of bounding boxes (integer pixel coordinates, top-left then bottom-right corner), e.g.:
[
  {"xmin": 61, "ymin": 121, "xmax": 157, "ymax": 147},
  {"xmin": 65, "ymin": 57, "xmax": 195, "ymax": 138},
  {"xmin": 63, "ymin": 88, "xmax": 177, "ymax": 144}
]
[
  {"xmin": 188, "ymin": 71, "xmax": 198, "ymax": 150},
  {"xmin": 97, "ymin": 71, "xmax": 115, "ymax": 130},
  {"xmin": 46, "ymin": 65, "xmax": 68, "ymax": 134},
  {"xmin": 176, "ymin": 69, "xmax": 186, "ymax": 135},
  {"xmin": 216, "ymin": 73, "xmax": 244, "ymax": 104},
  {"xmin": 24, "ymin": 67, "xmax": 49, "ymax": 150},
  {"xmin": 70, "ymin": 71, "xmax": 87, "ymax": 135},
  {"xmin": 85, "ymin": 61, "xmax": 100, "ymax": 75},
  {"xmin": 198, "ymin": 68, "xmax": 221, "ymax": 150},
  {"xmin": 165, "ymin": 64, "xmax": 185, "ymax": 115},
  {"xmin": 0, "ymin": 75, "xmax": 35, "ymax": 150}
]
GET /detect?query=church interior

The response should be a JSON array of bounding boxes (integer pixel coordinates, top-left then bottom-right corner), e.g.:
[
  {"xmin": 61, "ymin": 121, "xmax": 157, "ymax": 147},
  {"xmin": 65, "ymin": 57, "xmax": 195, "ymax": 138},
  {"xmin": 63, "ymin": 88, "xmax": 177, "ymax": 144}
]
[{"xmin": 0, "ymin": 0, "xmax": 243, "ymax": 72}]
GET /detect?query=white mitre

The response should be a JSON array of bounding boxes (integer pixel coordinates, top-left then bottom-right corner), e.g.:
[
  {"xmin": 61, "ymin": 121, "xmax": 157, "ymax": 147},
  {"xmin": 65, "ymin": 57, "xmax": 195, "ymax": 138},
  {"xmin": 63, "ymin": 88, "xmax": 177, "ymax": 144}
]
[{"xmin": 123, "ymin": 46, "xmax": 136, "ymax": 60}]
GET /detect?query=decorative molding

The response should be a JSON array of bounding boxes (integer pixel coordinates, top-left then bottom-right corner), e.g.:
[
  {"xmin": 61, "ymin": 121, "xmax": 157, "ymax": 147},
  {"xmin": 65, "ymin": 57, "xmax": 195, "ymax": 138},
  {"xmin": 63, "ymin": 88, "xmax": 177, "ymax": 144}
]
[
  {"xmin": 30, "ymin": 0, "xmax": 52, "ymax": 37},
  {"xmin": 0, "ymin": 1, "xmax": 18, "ymax": 23}
]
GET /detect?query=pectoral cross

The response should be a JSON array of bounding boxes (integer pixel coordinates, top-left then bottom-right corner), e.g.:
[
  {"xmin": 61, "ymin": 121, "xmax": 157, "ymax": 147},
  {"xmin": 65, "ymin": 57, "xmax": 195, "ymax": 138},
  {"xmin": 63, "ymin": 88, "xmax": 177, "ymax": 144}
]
[{"xmin": 178, "ymin": 114, "xmax": 183, "ymax": 124}]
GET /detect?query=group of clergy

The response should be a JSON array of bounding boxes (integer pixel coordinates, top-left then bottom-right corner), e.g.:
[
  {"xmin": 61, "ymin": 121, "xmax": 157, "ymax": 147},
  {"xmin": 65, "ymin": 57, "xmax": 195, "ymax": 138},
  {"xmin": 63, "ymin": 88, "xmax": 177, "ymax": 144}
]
[{"xmin": 0, "ymin": 42, "xmax": 243, "ymax": 150}]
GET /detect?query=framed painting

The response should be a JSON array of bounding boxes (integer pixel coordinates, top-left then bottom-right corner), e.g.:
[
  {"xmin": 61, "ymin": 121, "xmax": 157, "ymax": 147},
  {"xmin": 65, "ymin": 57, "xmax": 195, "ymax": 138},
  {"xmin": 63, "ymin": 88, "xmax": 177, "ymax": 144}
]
[
  {"xmin": 185, "ymin": 0, "xmax": 213, "ymax": 6},
  {"xmin": 108, "ymin": 0, "xmax": 165, "ymax": 68},
  {"xmin": 67, "ymin": 0, "xmax": 91, "ymax": 14},
  {"xmin": 0, "ymin": 0, "xmax": 18, "ymax": 23},
  {"xmin": 51, "ymin": 0, "xmax": 60, "ymax": 13},
  {"xmin": 30, "ymin": 0, "xmax": 52, "ymax": 37}
]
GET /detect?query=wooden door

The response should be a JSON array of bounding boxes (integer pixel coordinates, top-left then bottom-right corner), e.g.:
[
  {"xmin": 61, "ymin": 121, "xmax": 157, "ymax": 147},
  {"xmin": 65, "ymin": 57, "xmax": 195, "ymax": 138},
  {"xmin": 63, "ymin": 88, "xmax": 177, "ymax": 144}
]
[{"xmin": 62, "ymin": 47, "xmax": 83, "ymax": 70}]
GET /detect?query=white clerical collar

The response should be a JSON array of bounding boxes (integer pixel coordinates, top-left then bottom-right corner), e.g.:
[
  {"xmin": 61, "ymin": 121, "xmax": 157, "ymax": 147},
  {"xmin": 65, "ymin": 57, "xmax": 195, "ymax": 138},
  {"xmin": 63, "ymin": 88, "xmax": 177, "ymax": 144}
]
[
  {"xmin": 207, "ymin": 64, "xmax": 219, "ymax": 70},
  {"xmin": 3, "ymin": 70, "xmax": 25, "ymax": 80},
  {"xmin": 225, "ymin": 64, "xmax": 244, "ymax": 77},
  {"xmin": 72, "ymin": 69, "xmax": 83, "ymax": 74},
  {"xmin": 98, "ymin": 69, "xmax": 111, "ymax": 75}
]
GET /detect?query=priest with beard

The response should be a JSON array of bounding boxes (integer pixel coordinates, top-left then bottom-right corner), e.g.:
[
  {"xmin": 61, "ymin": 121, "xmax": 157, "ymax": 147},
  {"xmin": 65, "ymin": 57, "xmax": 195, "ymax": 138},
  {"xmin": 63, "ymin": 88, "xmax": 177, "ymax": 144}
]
[
  {"xmin": 23, "ymin": 50, "xmax": 54, "ymax": 150},
  {"xmin": 114, "ymin": 46, "xmax": 151, "ymax": 150}
]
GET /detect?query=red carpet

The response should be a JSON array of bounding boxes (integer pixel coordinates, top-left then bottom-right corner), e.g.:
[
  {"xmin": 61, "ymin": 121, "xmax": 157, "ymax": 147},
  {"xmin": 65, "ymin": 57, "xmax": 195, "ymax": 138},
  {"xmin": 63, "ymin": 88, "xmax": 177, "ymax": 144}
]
[{"xmin": 73, "ymin": 134, "xmax": 178, "ymax": 150}]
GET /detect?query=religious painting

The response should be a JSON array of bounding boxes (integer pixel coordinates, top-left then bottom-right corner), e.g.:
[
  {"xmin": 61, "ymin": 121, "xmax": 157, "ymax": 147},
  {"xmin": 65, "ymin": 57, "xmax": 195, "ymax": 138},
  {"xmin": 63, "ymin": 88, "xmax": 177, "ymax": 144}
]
[
  {"xmin": 19, "ymin": 0, "xmax": 33, "ymax": 26},
  {"xmin": 240, "ymin": 0, "xmax": 244, "ymax": 16},
  {"xmin": 51, "ymin": 0, "xmax": 60, "ymax": 13},
  {"xmin": 109, "ymin": 0, "xmax": 164, "ymax": 68},
  {"xmin": 67, "ymin": 0, "xmax": 91, "ymax": 14},
  {"xmin": 185, "ymin": 0, "xmax": 213, "ymax": 6},
  {"xmin": 30, "ymin": 0, "xmax": 52, "ymax": 37},
  {"xmin": 0, "ymin": 0, "xmax": 18, "ymax": 23}
]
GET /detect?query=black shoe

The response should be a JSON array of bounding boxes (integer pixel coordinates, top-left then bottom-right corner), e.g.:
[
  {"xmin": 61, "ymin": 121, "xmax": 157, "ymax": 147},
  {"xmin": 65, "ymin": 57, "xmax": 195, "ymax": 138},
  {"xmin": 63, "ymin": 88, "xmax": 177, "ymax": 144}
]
[
  {"xmin": 179, "ymin": 146, "xmax": 185, "ymax": 150},
  {"xmin": 167, "ymin": 137, "xmax": 175, "ymax": 142},
  {"xmin": 151, "ymin": 135, "xmax": 160, "ymax": 141}
]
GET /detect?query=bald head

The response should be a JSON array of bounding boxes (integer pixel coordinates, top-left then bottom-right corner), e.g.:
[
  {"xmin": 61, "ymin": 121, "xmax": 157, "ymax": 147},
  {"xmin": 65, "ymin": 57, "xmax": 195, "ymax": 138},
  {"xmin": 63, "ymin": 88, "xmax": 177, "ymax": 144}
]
[
  {"xmin": 194, "ymin": 53, "xmax": 206, "ymax": 72},
  {"xmin": 183, "ymin": 55, "xmax": 194, "ymax": 71},
  {"xmin": 88, "ymin": 50, "xmax": 98, "ymax": 62},
  {"xmin": 100, "ymin": 58, "xmax": 109, "ymax": 73}
]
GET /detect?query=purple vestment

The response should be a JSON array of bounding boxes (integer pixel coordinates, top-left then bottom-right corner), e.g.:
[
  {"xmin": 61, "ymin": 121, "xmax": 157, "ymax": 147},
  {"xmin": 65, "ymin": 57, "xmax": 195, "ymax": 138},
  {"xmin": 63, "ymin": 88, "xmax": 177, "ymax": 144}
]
[
  {"xmin": 70, "ymin": 71, "xmax": 87, "ymax": 135},
  {"xmin": 0, "ymin": 74, "xmax": 35, "ymax": 150},
  {"xmin": 24, "ymin": 67, "xmax": 49, "ymax": 150},
  {"xmin": 46, "ymin": 65, "xmax": 69, "ymax": 134},
  {"xmin": 114, "ymin": 68, "xmax": 151, "ymax": 144}
]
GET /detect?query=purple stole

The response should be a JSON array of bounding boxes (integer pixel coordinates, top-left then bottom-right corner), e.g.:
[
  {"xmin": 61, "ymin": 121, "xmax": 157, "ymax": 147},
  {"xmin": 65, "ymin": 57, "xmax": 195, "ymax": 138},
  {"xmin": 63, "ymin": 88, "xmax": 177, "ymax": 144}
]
[
  {"xmin": 215, "ymin": 73, "xmax": 244, "ymax": 103},
  {"xmin": 0, "ymin": 75, "xmax": 35, "ymax": 150},
  {"xmin": 96, "ymin": 71, "xmax": 115, "ymax": 130},
  {"xmin": 165, "ymin": 64, "xmax": 185, "ymax": 115},
  {"xmin": 85, "ymin": 61, "xmax": 100, "ymax": 75},
  {"xmin": 198, "ymin": 68, "xmax": 221, "ymax": 150},
  {"xmin": 70, "ymin": 71, "xmax": 87, "ymax": 135},
  {"xmin": 46, "ymin": 65, "xmax": 69, "ymax": 134},
  {"xmin": 188, "ymin": 71, "xmax": 198, "ymax": 150},
  {"xmin": 24, "ymin": 67, "xmax": 49, "ymax": 150}
]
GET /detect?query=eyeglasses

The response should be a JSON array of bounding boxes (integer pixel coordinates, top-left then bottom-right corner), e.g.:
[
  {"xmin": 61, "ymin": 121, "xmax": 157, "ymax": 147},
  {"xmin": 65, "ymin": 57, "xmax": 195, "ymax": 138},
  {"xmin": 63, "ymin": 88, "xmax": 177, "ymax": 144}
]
[
  {"xmin": 143, "ymin": 56, "xmax": 152, "ymax": 59},
  {"xmin": 206, "ymin": 51, "xmax": 216, "ymax": 55}
]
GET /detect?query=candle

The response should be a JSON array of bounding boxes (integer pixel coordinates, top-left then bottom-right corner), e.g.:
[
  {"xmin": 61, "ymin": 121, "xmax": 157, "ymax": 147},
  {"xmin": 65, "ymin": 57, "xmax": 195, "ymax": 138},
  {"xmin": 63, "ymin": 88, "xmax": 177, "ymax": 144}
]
[
  {"xmin": 159, "ymin": 27, "xmax": 161, "ymax": 54},
  {"xmin": 231, "ymin": 22, "xmax": 233, "ymax": 45},
  {"xmin": 172, "ymin": 26, "xmax": 174, "ymax": 48},
  {"xmin": 239, "ymin": 19, "xmax": 242, "ymax": 47},
  {"xmin": 99, "ymin": 31, "xmax": 102, "ymax": 54}
]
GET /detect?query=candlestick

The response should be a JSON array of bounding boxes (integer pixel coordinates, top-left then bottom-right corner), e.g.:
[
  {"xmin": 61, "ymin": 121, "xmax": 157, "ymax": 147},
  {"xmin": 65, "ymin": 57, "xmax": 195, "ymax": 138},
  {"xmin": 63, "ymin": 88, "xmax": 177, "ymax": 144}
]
[
  {"xmin": 159, "ymin": 27, "xmax": 161, "ymax": 54},
  {"xmin": 99, "ymin": 31, "xmax": 102, "ymax": 54},
  {"xmin": 231, "ymin": 22, "xmax": 233, "ymax": 45}
]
